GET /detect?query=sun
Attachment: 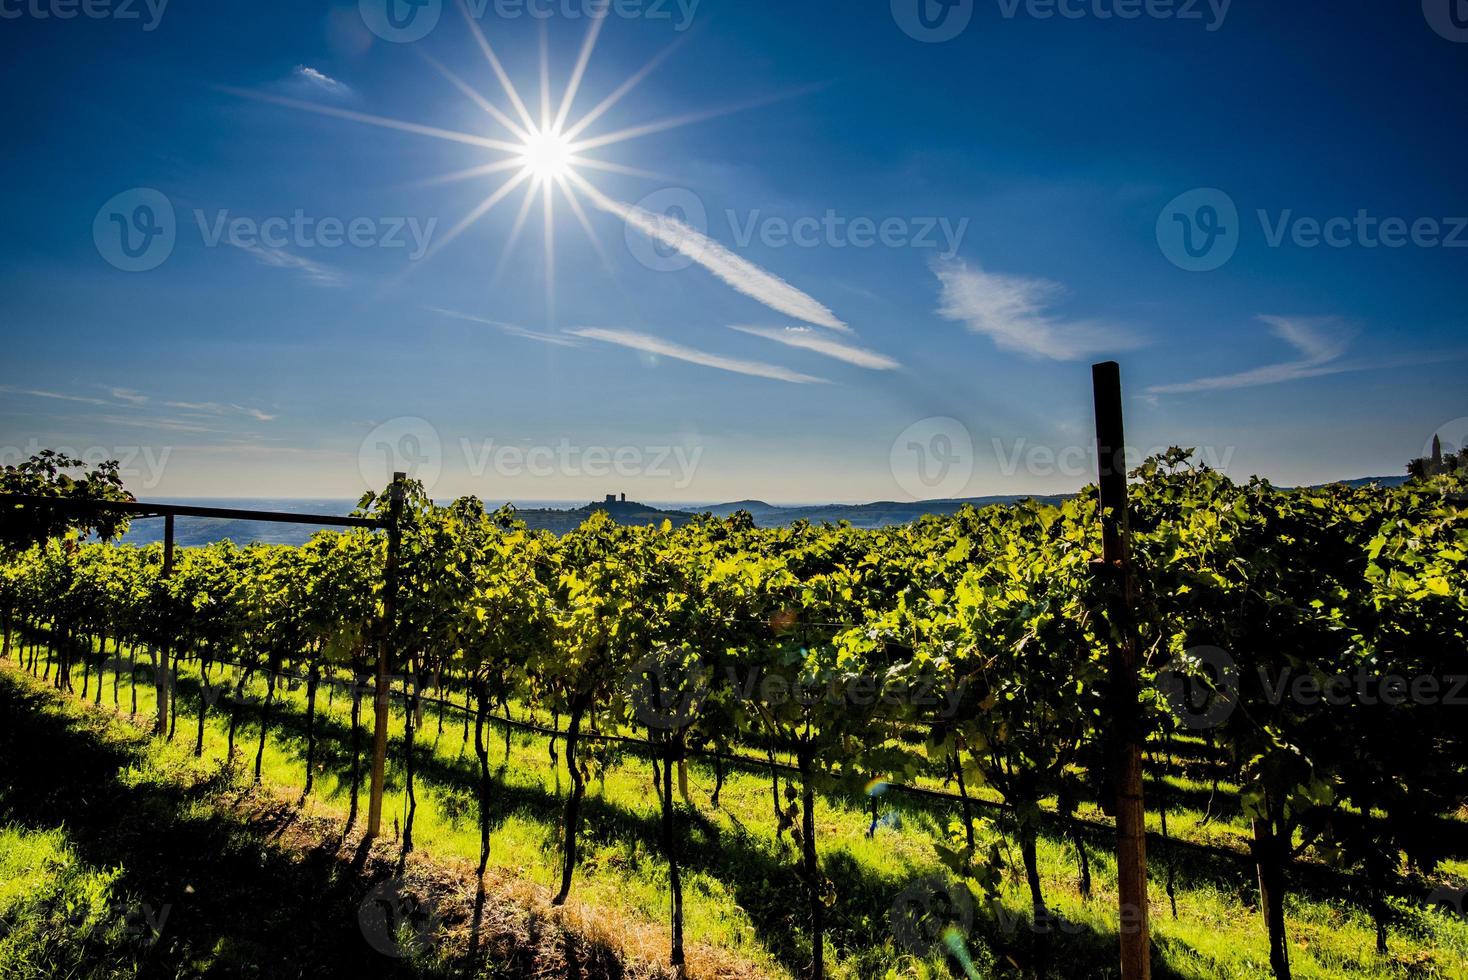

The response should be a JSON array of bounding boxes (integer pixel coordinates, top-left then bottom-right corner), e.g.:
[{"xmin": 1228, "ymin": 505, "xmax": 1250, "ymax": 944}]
[
  {"xmin": 517, "ymin": 127, "xmax": 575, "ymax": 184},
  {"xmin": 227, "ymin": 8, "xmax": 778, "ymax": 316}
]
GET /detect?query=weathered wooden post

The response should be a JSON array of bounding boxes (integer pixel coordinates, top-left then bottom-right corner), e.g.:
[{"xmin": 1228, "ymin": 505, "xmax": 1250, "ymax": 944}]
[
  {"xmin": 366, "ymin": 472, "xmax": 405, "ymax": 840},
  {"xmin": 155, "ymin": 513, "xmax": 176, "ymax": 737},
  {"xmin": 1091, "ymin": 361, "xmax": 1151, "ymax": 979}
]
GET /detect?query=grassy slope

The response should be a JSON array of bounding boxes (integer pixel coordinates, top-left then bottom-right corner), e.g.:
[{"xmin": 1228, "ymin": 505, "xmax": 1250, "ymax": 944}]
[
  {"xmin": 0, "ymin": 665, "xmax": 683, "ymax": 980},
  {"xmin": 6, "ymin": 647, "xmax": 1468, "ymax": 979}
]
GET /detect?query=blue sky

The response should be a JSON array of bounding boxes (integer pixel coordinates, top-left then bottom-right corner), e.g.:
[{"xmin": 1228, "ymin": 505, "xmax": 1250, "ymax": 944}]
[{"xmin": 2, "ymin": 0, "xmax": 1465, "ymax": 503}]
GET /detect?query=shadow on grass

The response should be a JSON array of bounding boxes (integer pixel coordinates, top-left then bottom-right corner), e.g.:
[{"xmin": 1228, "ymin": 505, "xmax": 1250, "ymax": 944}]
[
  {"xmin": 0, "ymin": 667, "xmax": 643, "ymax": 980},
  {"xmin": 0, "ymin": 670, "xmax": 447, "ymax": 978},
  {"xmin": 28, "ymin": 650, "xmax": 1456, "ymax": 980},
  {"xmin": 147, "ymin": 665, "xmax": 1212, "ymax": 977}
]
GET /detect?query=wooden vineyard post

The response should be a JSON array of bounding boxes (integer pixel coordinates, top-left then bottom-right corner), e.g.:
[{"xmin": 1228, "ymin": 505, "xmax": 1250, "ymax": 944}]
[
  {"xmin": 1091, "ymin": 361, "xmax": 1151, "ymax": 979},
  {"xmin": 155, "ymin": 513, "xmax": 175, "ymax": 737},
  {"xmin": 366, "ymin": 472, "xmax": 405, "ymax": 840}
]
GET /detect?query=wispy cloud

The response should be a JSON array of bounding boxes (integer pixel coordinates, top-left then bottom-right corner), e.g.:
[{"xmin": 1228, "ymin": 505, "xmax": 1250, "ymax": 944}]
[
  {"xmin": 1148, "ymin": 316, "xmax": 1357, "ymax": 394},
  {"xmin": 0, "ymin": 385, "xmax": 112, "ymax": 407},
  {"xmin": 163, "ymin": 401, "xmax": 278, "ymax": 422},
  {"xmin": 234, "ymin": 405, "xmax": 278, "ymax": 422},
  {"xmin": 933, "ymin": 258, "xmax": 1141, "ymax": 361},
  {"xmin": 730, "ymin": 325, "xmax": 900, "ymax": 370},
  {"xmin": 569, "ymin": 328, "xmax": 828, "ymax": 384},
  {"xmin": 427, "ymin": 308, "xmax": 581, "ymax": 347},
  {"xmin": 292, "ymin": 65, "xmax": 352, "ymax": 98},
  {"xmin": 1, "ymin": 383, "xmax": 276, "ymax": 430},
  {"xmin": 109, "ymin": 387, "xmax": 149, "ymax": 405},
  {"xmin": 232, "ymin": 242, "xmax": 343, "ymax": 287},
  {"xmin": 574, "ymin": 182, "xmax": 849, "ymax": 332},
  {"xmin": 97, "ymin": 414, "xmax": 219, "ymax": 433}
]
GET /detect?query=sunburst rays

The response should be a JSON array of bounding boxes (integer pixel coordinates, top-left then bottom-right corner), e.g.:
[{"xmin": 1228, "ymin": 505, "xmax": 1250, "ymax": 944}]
[{"xmin": 221, "ymin": 5, "xmax": 818, "ymax": 321}]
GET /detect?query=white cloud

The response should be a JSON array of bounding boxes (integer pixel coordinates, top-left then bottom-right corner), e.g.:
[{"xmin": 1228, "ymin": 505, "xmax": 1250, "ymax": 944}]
[
  {"xmin": 97, "ymin": 415, "xmax": 219, "ymax": 434},
  {"xmin": 163, "ymin": 401, "xmax": 277, "ymax": 422},
  {"xmin": 293, "ymin": 66, "xmax": 351, "ymax": 98},
  {"xmin": 934, "ymin": 258, "xmax": 1141, "ymax": 361},
  {"xmin": 232, "ymin": 242, "xmax": 343, "ymax": 287},
  {"xmin": 2, "ymin": 384, "xmax": 277, "ymax": 422},
  {"xmin": 0, "ymin": 385, "xmax": 111, "ymax": 406},
  {"xmin": 569, "ymin": 328, "xmax": 828, "ymax": 384},
  {"xmin": 233, "ymin": 405, "xmax": 279, "ymax": 422},
  {"xmin": 730, "ymin": 325, "xmax": 900, "ymax": 370},
  {"xmin": 576, "ymin": 183, "xmax": 848, "ymax": 332},
  {"xmin": 1148, "ymin": 316, "xmax": 1356, "ymax": 394},
  {"xmin": 427, "ymin": 308, "xmax": 581, "ymax": 347}
]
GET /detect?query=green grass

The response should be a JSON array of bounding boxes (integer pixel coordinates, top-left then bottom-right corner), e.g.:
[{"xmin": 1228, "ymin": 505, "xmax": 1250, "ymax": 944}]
[
  {"xmin": 0, "ymin": 824, "xmax": 149, "ymax": 980},
  {"xmin": 10, "ymin": 645, "xmax": 1468, "ymax": 979}
]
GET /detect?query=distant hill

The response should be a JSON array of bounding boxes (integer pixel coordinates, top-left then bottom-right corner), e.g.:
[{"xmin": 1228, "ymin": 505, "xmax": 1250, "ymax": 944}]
[
  {"xmin": 514, "ymin": 498, "xmax": 698, "ymax": 534},
  {"xmin": 112, "ymin": 478, "xmax": 1414, "ymax": 547},
  {"xmin": 695, "ymin": 495, "xmax": 1070, "ymax": 529},
  {"xmin": 1314, "ymin": 475, "xmax": 1410, "ymax": 489}
]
